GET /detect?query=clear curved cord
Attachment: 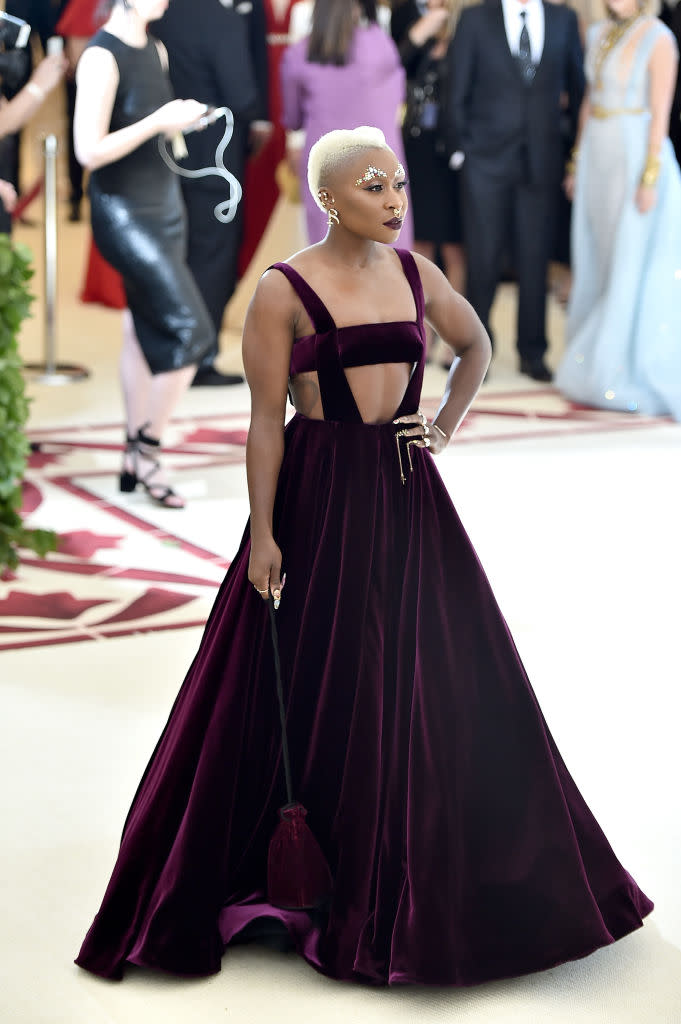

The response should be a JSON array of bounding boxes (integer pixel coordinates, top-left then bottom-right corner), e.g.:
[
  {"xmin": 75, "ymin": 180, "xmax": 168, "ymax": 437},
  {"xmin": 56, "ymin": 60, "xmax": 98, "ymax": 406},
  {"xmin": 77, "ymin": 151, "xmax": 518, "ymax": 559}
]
[{"xmin": 157, "ymin": 106, "xmax": 243, "ymax": 224}]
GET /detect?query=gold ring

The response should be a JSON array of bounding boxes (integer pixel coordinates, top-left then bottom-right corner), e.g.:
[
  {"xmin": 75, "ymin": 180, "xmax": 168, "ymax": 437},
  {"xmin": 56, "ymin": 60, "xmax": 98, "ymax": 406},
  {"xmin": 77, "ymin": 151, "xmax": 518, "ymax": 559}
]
[
  {"xmin": 424, "ymin": 424, "xmax": 430, "ymax": 436},
  {"xmin": 418, "ymin": 409, "xmax": 426, "ymax": 426},
  {"xmin": 255, "ymin": 587, "xmax": 269, "ymax": 594}
]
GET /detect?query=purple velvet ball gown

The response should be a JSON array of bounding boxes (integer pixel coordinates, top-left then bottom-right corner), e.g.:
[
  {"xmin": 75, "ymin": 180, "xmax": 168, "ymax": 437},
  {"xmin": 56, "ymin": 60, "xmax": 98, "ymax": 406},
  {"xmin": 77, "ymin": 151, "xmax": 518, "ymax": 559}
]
[{"xmin": 76, "ymin": 250, "xmax": 652, "ymax": 985}]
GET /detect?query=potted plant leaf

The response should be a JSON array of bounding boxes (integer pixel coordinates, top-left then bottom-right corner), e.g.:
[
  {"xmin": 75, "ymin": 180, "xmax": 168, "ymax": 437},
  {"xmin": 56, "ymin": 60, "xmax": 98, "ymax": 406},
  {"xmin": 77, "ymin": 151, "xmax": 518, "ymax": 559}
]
[{"xmin": 0, "ymin": 235, "xmax": 57, "ymax": 572}]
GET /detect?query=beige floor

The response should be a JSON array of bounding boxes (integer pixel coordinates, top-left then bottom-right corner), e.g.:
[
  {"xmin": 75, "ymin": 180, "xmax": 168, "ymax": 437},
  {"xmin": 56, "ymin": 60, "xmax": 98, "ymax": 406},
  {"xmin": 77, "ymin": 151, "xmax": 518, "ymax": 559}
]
[{"xmin": 2, "ymin": 109, "xmax": 681, "ymax": 1022}]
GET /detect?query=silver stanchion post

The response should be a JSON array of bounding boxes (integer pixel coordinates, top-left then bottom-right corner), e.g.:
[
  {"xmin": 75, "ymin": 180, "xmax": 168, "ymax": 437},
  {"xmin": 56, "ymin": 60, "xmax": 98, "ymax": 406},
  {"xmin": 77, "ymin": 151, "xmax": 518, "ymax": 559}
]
[{"xmin": 23, "ymin": 133, "xmax": 89, "ymax": 384}]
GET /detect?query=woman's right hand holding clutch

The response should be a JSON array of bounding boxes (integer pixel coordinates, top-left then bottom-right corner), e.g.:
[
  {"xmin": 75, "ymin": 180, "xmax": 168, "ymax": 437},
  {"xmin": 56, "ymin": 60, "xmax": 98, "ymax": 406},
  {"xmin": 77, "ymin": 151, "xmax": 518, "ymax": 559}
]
[{"xmin": 153, "ymin": 99, "xmax": 209, "ymax": 137}]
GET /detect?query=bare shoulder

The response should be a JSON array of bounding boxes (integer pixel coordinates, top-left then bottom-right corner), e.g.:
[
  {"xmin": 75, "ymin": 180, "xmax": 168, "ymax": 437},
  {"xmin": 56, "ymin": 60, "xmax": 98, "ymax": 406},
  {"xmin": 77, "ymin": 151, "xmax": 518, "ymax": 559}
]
[
  {"xmin": 285, "ymin": 242, "xmax": 326, "ymax": 274},
  {"xmin": 76, "ymin": 45, "xmax": 118, "ymax": 83},
  {"xmin": 409, "ymin": 250, "xmax": 452, "ymax": 302},
  {"xmin": 249, "ymin": 265, "xmax": 301, "ymax": 326},
  {"xmin": 649, "ymin": 19, "xmax": 678, "ymax": 60}
]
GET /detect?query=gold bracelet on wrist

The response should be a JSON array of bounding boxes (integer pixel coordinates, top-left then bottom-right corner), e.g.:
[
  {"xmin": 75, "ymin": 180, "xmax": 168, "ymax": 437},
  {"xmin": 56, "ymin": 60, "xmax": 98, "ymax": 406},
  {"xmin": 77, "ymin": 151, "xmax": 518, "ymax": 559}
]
[
  {"xmin": 640, "ymin": 153, "xmax": 661, "ymax": 188},
  {"xmin": 432, "ymin": 423, "xmax": 450, "ymax": 444},
  {"xmin": 565, "ymin": 146, "xmax": 579, "ymax": 176}
]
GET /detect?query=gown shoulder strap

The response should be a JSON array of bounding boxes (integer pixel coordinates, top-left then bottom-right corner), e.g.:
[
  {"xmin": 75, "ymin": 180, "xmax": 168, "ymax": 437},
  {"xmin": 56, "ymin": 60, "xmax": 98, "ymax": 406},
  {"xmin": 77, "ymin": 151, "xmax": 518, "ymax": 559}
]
[
  {"xmin": 268, "ymin": 263, "xmax": 336, "ymax": 334},
  {"xmin": 624, "ymin": 20, "xmax": 671, "ymax": 105},
  {"xmin": 393, "ymin": 249, "xmax": 425, "ymax": 327}
]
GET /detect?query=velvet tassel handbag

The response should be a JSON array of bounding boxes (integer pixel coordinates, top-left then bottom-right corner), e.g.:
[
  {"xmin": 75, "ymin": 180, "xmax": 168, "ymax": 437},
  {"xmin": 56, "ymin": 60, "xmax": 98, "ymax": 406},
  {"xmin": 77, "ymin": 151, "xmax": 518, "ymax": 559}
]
[{"xmin": 266, "ymin": 595, "xmax": 333, "ymax": 910}]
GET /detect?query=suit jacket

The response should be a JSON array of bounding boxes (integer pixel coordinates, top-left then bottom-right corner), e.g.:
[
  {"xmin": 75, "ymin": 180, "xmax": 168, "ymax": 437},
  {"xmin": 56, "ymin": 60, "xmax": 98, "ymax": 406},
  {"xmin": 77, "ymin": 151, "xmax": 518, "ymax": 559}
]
[
  {"xmin": 446, "ymin": 0, "xmax": 584, "ymax": 185},
  {"xmin": 152, "ymin": 0, "xmax": 267, "ymax": 180}
]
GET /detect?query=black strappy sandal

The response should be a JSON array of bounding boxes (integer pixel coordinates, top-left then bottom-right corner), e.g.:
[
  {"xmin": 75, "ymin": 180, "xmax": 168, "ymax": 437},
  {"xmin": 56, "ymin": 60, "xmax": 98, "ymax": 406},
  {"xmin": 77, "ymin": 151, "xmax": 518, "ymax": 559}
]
[
  {"xmin": 119, "ymin": 433, "xmax": 138, "ymax": 493},
  {"xmin": 119, "ymin": 425, "xmax": 185, "ymax": 509}
]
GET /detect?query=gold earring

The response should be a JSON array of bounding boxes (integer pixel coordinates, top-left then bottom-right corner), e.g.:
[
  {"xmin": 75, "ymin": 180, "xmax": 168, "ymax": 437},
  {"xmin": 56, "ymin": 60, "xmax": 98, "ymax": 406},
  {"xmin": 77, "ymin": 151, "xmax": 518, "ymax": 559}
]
[{"xmin": 328, "ymin": 208, "xmax": 340, "ymax": 227}]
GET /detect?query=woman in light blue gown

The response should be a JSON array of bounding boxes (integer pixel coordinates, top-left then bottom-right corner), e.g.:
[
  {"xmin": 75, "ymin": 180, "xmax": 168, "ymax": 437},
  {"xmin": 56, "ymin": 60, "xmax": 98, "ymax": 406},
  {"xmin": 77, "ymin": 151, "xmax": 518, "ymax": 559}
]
[{"xmin": 556, "ymin": 2, "xmax": 681, "ymax": 421}]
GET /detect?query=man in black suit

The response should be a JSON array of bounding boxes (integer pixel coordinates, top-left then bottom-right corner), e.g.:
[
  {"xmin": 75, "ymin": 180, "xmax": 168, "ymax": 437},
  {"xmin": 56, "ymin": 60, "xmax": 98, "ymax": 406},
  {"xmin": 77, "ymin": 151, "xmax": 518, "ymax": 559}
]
[
  {"xmin": 446, "ymin": 0, "xmax": 584, "ymax": 381},
  {"xmin": 154, "ymin": 0, "xmax": 269, "ymax": 386}
]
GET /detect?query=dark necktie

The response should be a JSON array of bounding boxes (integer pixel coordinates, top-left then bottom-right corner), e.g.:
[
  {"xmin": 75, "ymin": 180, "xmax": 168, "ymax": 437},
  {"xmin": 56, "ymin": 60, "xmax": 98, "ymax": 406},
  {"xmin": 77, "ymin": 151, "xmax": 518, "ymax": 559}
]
[{"xmin": 517, "ymin": 10, "xmax": 536, "ymax": 84}]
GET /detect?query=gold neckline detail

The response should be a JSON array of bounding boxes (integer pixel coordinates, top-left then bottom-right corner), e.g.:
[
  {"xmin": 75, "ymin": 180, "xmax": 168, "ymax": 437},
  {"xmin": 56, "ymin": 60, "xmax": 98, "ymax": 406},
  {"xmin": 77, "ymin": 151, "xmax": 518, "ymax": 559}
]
[{"xmin": 594, "ymin": 13, "xmax": 644, "ymax": 89}]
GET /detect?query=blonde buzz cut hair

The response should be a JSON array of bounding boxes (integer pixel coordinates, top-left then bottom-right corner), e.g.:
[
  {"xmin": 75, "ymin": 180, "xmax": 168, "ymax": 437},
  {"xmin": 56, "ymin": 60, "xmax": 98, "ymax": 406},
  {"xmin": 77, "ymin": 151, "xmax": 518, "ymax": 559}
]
[{"xmin": 308, "ymin": 126, "xmax": 392, "ymax": 210}]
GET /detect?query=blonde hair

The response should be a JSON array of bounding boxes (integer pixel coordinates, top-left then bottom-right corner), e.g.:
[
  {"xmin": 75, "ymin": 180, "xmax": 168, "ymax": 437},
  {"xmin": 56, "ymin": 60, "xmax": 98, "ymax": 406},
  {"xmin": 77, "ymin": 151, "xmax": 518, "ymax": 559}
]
[{"xmin": 308, "ymin": 126, "xmax": 393, "ymax": 210}]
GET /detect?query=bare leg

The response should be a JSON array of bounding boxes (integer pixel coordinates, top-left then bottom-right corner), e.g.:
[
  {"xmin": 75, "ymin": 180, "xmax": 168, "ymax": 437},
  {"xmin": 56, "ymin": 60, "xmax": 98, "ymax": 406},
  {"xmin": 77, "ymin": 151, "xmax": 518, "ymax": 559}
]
[
  {"xmin": 119, "ymin": 311, "xmax": 196, "ymax": 507},
  {"xmin": 120, "ymin": 310, "xmax": 152, "ymax": 438},
  {"xmin": 144, "ymin": 365, "xmax": 197, "ymax": 439}
]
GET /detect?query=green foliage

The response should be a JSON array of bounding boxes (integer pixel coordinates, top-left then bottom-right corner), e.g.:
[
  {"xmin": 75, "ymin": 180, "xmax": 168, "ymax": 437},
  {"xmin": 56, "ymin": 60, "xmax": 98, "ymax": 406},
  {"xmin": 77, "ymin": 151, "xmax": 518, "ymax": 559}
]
[{"xmin": 0, "ymin": 236, "xmax": 57, "ymax": 571}]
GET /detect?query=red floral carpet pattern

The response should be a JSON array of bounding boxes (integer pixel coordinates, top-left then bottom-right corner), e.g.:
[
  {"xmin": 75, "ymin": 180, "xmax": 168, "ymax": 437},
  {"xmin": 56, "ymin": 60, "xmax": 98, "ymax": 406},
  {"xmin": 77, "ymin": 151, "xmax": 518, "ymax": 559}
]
[{"xmin": 2, "ymin": 396, "xmax": 664, "ymax": 651}]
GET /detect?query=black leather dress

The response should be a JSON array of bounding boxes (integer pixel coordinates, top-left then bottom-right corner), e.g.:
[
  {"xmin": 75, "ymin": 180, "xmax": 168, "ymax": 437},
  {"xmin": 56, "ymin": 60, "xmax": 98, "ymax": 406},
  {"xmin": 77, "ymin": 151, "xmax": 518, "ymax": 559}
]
[{"xmin": 86, "ymin": 30, "xmax": 212, "ymax": 374}]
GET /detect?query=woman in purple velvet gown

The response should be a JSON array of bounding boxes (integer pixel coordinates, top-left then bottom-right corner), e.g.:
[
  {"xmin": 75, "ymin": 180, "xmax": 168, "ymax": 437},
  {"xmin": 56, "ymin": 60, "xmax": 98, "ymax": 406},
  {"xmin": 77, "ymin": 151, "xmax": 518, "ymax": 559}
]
[{"xmin": 76, "ymin": 126, "xmax": 653, "ymax": 986}]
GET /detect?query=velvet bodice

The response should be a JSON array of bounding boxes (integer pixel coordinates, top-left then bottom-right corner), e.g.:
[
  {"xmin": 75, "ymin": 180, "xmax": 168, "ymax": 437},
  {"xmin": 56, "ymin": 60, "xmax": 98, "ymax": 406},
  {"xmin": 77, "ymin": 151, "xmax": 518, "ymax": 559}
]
[
  {"xmin": 288, "ymin": 321, "xmax": 423, "ymax": 377},
  {"xmin": 270, "ymin": 250, "xmax": 425, "ymax": 380},
  {"xmin": 270, "ymin": 250, "xmax": 427, "ymax": 424}
]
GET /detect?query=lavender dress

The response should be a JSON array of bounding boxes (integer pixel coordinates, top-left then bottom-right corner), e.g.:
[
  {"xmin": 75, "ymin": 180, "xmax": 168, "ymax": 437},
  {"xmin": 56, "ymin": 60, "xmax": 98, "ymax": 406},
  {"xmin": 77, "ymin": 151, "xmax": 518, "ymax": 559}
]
[
  {"xmin": 76, "ymin": 250, "xmax": 651, "ymax": 985},
  {"xmin": 281, "ymin": 24, "xmax": 414, "ymax": 247}
]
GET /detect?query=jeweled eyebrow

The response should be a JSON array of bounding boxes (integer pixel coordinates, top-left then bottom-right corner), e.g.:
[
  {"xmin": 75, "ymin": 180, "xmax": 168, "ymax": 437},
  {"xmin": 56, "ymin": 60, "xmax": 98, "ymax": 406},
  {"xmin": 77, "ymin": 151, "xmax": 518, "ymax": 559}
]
[
  {"xmin": 394, "ymin": 163, "xmax": 405, "ymax": 178},
  {"xmin": 355, "ymin": 165, "xmax": 388, "ymax": 187}
]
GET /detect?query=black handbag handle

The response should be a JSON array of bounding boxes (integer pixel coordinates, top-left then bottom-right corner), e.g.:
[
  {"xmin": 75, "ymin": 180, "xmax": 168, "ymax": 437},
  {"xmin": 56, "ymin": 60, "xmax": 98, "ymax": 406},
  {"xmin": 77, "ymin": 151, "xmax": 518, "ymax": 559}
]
[{"xmin": 268, "ymin": 595, "xmax": 294, "ymax": 806}]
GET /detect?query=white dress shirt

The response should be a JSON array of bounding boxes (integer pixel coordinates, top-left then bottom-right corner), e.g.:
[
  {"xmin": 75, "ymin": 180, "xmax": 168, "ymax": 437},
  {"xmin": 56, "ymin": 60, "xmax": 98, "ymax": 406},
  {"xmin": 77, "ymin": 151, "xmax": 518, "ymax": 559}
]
[
  {"xmin": 501, "ymin": 0, "xmax": 545, "ymax": 63},
  {"xmin": 449, "ymin": 0, "xmax": 545, "ymax": 167}
]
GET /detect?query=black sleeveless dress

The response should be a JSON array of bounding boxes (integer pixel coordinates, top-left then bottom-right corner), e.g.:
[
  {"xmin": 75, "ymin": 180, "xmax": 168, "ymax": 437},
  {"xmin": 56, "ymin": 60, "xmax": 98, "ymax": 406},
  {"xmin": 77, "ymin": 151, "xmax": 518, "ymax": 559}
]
[
  {"xmin": 86, "ymin": 30, "xmax": 212, "ymax": 374},
  {"xmin": 76, "ymin": 250, "xmax": 652, "ymax": 985}
]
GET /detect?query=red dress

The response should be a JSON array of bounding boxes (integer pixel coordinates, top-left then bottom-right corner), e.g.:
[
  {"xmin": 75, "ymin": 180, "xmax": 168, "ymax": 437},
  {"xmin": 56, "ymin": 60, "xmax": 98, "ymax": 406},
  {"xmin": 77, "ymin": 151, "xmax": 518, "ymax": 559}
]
[
  {"xmin": 55, "ymin": 0, "xmax": 103, "ymax": 37},
  {"xmin": 237, "ymin": 0, "xmax": 296, "ymax": 277},
  {"xmin": 80, "ymin": 238, "xmax": 127, "ymax": 310}
]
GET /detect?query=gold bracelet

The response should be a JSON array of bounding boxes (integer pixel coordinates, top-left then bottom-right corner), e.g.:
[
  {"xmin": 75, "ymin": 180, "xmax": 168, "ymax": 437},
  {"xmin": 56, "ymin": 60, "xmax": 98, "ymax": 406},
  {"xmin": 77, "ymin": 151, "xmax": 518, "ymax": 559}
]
[
  {"xmin": 640, "ymin": 153, "xmax": 661, "ymax": 188},
  {"xmin": 26, "ymin": 81, "xmax": 45, "ymax": 101},
  {"xmin": 432, "ymin": 423, "xmax": 450, "ymax": 444},
  {"xmin": 565, "ymin": 146, "xmax": 579, "ymax": 176}
]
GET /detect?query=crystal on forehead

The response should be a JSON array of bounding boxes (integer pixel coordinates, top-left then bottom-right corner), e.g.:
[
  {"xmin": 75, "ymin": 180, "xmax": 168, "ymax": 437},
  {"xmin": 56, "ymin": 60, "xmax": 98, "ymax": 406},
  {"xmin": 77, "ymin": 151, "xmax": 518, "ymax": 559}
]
[{"xmin": 354, "ymin": 165, "xmax": 388, "ymax": 187}]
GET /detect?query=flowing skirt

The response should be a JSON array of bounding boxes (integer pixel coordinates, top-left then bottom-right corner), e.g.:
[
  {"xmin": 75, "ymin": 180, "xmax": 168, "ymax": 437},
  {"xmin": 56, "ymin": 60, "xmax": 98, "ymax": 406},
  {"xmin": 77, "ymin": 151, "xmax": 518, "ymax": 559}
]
[
  {"xmin": 556, "ymin": 114, "xmax": 681, "ymax": 420},
  {"xmin": 76, "ymin": 415, "xmax": 653, "ymax": 984}
]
